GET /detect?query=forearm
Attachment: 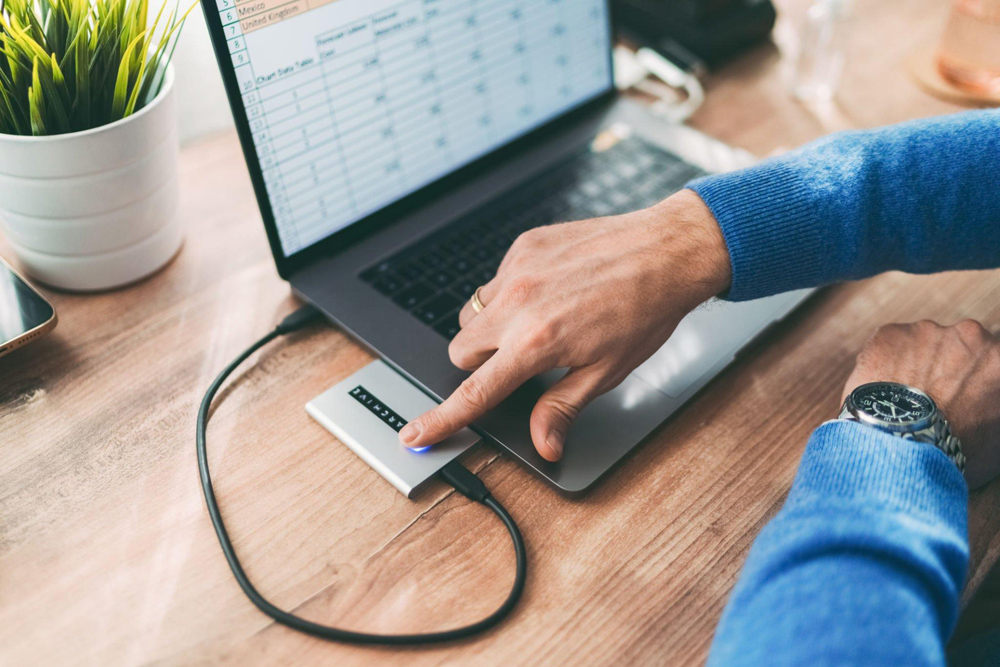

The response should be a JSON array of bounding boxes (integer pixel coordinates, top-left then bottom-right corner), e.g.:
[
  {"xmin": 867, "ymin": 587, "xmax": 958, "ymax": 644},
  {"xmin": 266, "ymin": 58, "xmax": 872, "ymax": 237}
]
[
  {"xmin": 687, "ymin": 110, "xmax": 1000, "ymax": 301},
  {"xmin": 709, "ymin": 421, "xmax": 969, "ymax": 666}
]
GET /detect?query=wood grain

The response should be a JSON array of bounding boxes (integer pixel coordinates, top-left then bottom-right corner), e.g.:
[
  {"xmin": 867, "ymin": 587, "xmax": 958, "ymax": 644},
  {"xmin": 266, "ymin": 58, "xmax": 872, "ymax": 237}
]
[{"xmin": 2, "ymin": 1, "xmax": 998, "ymax": 664}]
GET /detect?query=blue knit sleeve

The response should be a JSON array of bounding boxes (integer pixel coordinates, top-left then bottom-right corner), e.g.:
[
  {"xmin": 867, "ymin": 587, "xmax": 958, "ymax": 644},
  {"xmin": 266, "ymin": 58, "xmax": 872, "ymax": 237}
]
[
  {"xmin": 687, "ymin": 109, "xmax": 1000, "ymax": 301},
  {"xmin": 708, "ymin": 421, "xmax": 968, "ymax": 666}
]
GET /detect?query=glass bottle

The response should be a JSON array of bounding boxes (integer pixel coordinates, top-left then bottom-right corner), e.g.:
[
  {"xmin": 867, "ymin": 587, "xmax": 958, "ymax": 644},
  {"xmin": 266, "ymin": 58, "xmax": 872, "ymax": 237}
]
[{"xmin": 791, "ymin": 0, "xmax": 853, "ymax": 103}]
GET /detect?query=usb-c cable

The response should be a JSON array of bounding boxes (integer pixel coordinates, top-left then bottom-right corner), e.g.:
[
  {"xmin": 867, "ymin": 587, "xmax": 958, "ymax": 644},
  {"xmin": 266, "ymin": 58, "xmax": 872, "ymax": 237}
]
[{"xmin": 197, "ymin": 305, "xmax": 527, "ymax": 644}]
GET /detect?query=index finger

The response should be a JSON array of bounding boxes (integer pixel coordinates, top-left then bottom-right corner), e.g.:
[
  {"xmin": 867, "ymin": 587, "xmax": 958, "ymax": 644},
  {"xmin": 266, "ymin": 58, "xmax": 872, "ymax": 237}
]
[{"xmin": 398, "ymin": 348, "xmax": 543, "ymax": 449}]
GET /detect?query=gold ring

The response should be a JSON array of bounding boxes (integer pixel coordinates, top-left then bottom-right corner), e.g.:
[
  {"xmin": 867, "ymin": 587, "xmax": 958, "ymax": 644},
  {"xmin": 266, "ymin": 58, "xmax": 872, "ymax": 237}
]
[{"xmin": 471, "ymin": 286, "xmax": 486, "ymax": 314}]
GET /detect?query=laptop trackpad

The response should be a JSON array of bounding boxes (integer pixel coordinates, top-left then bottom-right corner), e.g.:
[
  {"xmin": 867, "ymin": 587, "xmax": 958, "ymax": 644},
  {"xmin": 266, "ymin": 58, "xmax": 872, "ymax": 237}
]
[{"xmin": 630, "ymin": 298, "xmax": 779, "ymax": 398}]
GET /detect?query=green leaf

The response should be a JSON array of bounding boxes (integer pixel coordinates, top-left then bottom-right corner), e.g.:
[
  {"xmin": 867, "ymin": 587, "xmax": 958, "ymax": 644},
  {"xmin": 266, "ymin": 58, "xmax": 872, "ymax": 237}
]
[
  {"xmin": 43, "ymin": 0, "xmax": 67, "ymax": 56},
  {"xmin": 28, "ymin": 82, "xmax": 46, "ymax": 135},
  {"xmin": 110, "ymin": 27, "xmax": 144, "ymax": 120},
  {"xmin": 137, "ymin": 0, "xmax": 147, "ymax": 48},
  {"xmin": 56, "ymin": 18, "xmax": 86, "ymax": 73},
  {"xmin": 88, "ymin": 19, "xmax": 100, "ymax": 51},
  {"xmin": 72, "ymin": 20, "xmax": 88, "ymax": 129},
  {"xmin": 141, "ymin": 0, "xmax": 197, "ymax": 106},
  {"xmin": 3, "ymin": 15, "xmax": 51, "ymax": 63},
  {"xmin": 0, "ymin": 44, "xmax": 31, "ymax": 74},
  {"xmin": 49, "ymin": 52, "xmax": 71, "ymax": 111},
  {"xmin": 137, "ymin": 0, "xmax": 175, "ymax": 102},
  {"xmin": 0, "ymin": 67, "xmax": 26, "ymax": 134},
  {"xmin": 0, "ymin": 55, "xmax": 30, "ymax": 126},
  {"xmin": 123, "ymin": 34, "xmax": 146, "ymax": 116},
  {"xmin": 31, "ymin": 55, "xmax": 69, "ymax": 133}
]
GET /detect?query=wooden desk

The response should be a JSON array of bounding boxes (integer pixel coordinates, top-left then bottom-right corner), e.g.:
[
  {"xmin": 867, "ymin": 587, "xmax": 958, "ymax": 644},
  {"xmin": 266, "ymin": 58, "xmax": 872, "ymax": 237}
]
[{"xmin": 3, "ymin": 0, "xmax": 998, "ymax": 664}]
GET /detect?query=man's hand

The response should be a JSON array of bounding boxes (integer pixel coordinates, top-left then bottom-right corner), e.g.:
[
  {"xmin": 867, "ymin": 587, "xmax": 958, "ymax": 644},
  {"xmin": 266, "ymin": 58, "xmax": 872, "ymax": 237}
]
[
  {"xmin": 843, "ymin": 320, "xmax": 1000, "ymax": 489},
  {"xmin": 398, "ymin": 189, "xmax": 731, "ymax": 461}
]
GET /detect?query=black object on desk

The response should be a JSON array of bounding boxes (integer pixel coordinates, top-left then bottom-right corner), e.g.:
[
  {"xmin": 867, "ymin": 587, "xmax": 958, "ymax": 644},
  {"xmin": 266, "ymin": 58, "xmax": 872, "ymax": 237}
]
[{"xmin": 614, "ymin": 0, "xmax": 777, "ymax": 69}]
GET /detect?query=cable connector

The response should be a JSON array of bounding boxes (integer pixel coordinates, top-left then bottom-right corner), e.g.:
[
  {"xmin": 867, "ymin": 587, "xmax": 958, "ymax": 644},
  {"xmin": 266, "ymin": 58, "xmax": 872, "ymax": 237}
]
[
  {"xmin": 276, "ymin": 304, "xmax": 324, "ymax": 335},
  {"xmin": 440, "ymin": 460, "xmax": 490, "ymax": 503}
]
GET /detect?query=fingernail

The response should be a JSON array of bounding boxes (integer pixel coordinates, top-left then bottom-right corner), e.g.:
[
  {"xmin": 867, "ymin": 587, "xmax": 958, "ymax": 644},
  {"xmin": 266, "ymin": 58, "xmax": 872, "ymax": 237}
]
[
  {"xmin": 545, "ymin": 430, "xmax": 564, "ymax": 460},
  {"xmin": 399, "ymin": 421, "xmax": 422, "ymax": 445}
]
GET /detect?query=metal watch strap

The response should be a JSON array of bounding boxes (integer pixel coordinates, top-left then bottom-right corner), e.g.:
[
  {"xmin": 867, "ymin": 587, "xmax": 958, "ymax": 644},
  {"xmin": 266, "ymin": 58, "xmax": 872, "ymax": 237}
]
[
  {"xmin": 838, "ymin": 403, "xmax": 966, "ymax": 473},
  {"xmin": 906, "ymin": 416, "xmax": 966, "ymax": 474}
]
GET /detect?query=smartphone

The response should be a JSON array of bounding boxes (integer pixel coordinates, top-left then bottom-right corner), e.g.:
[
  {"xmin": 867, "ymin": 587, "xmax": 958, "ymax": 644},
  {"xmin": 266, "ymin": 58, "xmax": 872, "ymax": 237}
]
[{"xmin": 0, "ymin": 257, "xmax": 57, "ymax": 359}]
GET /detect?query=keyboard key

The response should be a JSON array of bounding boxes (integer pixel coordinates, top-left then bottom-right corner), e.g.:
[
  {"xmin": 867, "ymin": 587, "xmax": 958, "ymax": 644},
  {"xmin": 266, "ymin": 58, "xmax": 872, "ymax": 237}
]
[
  {"xmin": 635, "ymin": 180, "xmax": 667, "ymax": 200},
  {"xmin": 580, "ymin": 180, "xmax": 603, "ymax": 198},
  {"xmin": 412, "ymin": 293, "xmax": 461, "ymax": 325},
  {"xmin": 566, "ymin": 191, "xmax": 592, "ymax": 210},
  {"xmin": 597, "ymin": 172, "xmax": 622, "ymax": 189},
  {"xmin": 417, "ymin": 249, "xmax": 447, "ymax": 269},
  {"xmin": 433, "ymin": 310, "xmax": 462, "ymax": 339},
  {"xmin": 372, "ymin": 272, "xmax": 404, "ymax": 295},
  {"xmin": 614, "ymin": 161, "xmax": 641, "ymax": 180},
  {"xmin": 429, "ymin": 268, "xmax": 456, "ymax": 287},
  {"xmin": 396, "ymin": 262, "xmax": 425, "ymax": 281},
  {"xmin": 360, "ymin": 260, "xmax": 393, "ymax": 282},
  {"xmin": 450, "ymin": 257, "xmax": 474, "ymax": 274},
  {"xmin": 488, "ymin": 234, "xmax": 510, "ymax": 250},
  {"xmin": 455, "ymin": 229, "xmax": 480, "ymax": 247},
  {"xmin": 650, "ymin": 156, "xmax": 681, "ymax": 174},
  {"xmin": 454, "ymin": 280, "xmax": 477, "ymax": 298},
  {"xmin": 590, "ymin": 201, "xmax": 614, "ymax": 217},
  {"xmin": 394, "ymin": 282, "xmax": 434, "ymax": 310},
  {"xmin": 608, "ymin": 190, "xmax": 632, "ymax": 209},
  {"xmin": 471, "ymin": 245, "xmax": 493, "ymax": 262}
]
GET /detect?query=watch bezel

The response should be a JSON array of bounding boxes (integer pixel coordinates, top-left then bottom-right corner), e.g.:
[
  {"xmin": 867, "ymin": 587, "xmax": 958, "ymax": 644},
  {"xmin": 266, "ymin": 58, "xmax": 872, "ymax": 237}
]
[{"xmin": 846, "ymin": 381, "xmax": 938, "ymax": 432}]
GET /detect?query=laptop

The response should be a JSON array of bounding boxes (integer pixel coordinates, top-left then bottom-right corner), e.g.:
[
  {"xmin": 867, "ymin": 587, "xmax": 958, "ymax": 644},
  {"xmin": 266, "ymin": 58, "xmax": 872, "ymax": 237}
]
[{"xmin": 204, "ymin": 0, "xmax": 810, "ymax": 493}]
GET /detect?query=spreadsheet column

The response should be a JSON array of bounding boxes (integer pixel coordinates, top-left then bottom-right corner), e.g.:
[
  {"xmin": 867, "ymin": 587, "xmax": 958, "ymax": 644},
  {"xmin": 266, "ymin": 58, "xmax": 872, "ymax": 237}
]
[
  {"xmin": 423, "ymin": 0, "xmax": 496, "ymax": 168},
  {"xmin": 562, "ymin": 0, "xmax": 612, "ymax": 96},
  {"xmin": 374, "ymin": 3, "xmax": 454, "ymax": 182},
  {"xmin": 317, "ymin": 16, "xmax": 407, "ymax": 221},
  {"xmin": 257, "ymin": 63, "xmax": 355, "ymax": 247},
  {"xmin": 472, "ymin": 1, "xmax": 536, "ymax": 140},
  {"xmin": 520, "ymin": 0, "xmax": 571, "ymax": 111},
  {"xmin": 220, "ymin": 0, "xmax": 303, "ymax": 251}
]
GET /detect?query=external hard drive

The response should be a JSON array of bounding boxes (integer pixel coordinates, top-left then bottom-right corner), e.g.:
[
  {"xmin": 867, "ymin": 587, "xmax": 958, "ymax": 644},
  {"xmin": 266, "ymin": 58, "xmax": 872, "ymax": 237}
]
[{"xmin": 307, "ymin": 360, "xmax": 480, "ymax": 497}]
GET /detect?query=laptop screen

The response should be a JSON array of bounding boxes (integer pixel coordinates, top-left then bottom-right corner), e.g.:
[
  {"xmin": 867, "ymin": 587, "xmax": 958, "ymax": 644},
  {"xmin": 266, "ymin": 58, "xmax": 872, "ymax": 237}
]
[{"xmin": 215, "ymin": 0, "xmax": 614, "ymax": 256}]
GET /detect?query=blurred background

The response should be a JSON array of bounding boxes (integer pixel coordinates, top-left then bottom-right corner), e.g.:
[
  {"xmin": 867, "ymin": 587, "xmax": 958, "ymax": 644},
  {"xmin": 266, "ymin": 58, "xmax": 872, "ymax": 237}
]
[{"xmin": 161, "ymin": 0, "xmax": 235, "ymax": 144}]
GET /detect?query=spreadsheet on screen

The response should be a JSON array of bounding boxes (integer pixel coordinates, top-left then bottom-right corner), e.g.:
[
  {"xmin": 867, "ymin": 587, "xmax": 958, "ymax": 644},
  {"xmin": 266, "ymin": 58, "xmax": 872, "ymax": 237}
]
[{"xmin": 215, "ymin": 0, "xmax": 613, "ymax": 255}]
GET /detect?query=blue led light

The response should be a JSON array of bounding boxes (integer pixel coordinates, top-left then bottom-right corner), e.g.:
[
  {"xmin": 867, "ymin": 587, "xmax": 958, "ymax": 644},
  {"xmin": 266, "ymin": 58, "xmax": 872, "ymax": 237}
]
[{"xmin": 410, "ymin": 445, "xmax": 432, "ymax": 453}]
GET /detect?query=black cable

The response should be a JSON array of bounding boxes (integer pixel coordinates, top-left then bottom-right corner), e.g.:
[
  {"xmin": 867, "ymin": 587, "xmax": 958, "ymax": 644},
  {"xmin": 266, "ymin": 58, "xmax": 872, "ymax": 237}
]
[{"xmin": 196, "ymin": 305, "xmax": 527, "ymax": 645}]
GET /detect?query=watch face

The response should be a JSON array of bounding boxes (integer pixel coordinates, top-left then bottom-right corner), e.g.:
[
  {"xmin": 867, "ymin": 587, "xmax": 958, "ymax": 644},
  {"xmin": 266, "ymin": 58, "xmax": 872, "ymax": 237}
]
[{"xmin": 850, "ymin": 383, "xmax": 935, "ymax": 427}]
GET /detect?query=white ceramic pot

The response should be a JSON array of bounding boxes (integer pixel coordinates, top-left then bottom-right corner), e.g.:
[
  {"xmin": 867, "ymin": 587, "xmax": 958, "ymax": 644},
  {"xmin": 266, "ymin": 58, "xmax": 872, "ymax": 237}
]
[{"xmin": 0, "ymin": 67, "xmax": 182, "ymax": 291}]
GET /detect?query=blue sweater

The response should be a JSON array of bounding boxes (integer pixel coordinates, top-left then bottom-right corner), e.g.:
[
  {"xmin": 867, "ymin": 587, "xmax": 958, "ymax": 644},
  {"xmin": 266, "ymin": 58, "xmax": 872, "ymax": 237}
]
[{"xmin": 686, "ymin": 109, "xmax": 1000, "ymax": 665}]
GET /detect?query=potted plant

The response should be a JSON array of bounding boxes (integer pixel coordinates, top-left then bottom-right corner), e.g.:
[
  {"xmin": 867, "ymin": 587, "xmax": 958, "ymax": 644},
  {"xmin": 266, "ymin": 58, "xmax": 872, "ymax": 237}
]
[{"xmin": 0, "ymin": 0, "xmax": 195, "ymax": 291}]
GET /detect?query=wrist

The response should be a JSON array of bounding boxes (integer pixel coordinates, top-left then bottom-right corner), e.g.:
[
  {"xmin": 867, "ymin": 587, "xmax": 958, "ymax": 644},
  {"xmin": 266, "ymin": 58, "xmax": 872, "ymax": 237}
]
[
  {"xmin": 839, "ymin": 381, "xmax": 968, "ymax": 479},
  {"xmin": 651, "ymin": 189, "xmax": 732, "ymax": 301}
]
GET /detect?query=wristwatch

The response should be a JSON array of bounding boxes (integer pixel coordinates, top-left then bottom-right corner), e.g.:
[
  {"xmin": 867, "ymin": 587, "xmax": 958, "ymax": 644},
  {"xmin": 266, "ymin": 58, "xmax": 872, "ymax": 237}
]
[{"xmin": 838, "ymin": 381, "xmax": 966, "ymax": 473}]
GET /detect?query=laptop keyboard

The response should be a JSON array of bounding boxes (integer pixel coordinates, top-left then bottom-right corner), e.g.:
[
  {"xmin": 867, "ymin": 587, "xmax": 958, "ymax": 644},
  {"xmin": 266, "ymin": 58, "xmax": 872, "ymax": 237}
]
[{"xmin": 360, "ymin": 136, "xmax": 707, "ymax": 340}]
